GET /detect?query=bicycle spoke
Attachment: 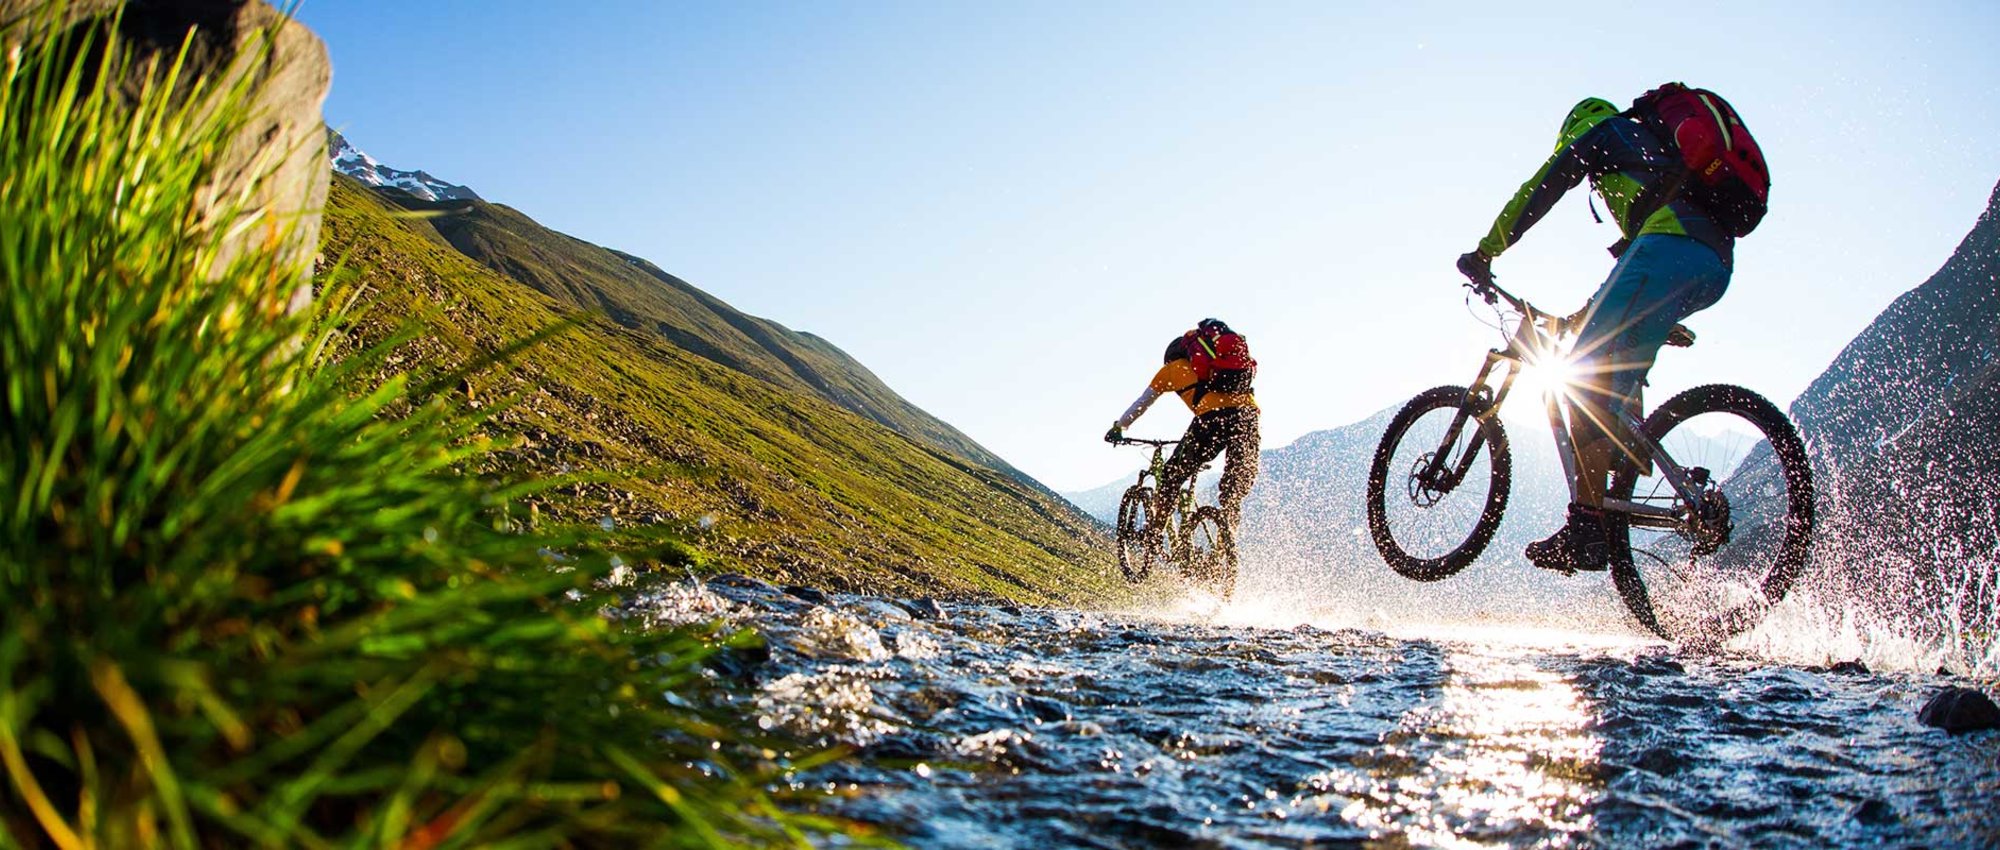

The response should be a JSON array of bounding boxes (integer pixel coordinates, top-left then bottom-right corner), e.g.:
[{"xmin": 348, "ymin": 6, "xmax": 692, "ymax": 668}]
[
  {"xmin": 1381, "ymin": 406, "xmax": 1497, "ymax": 562},
  {"xmin": 1614, "ymin": 386, "xmax": 1812, "ymax": 642}
]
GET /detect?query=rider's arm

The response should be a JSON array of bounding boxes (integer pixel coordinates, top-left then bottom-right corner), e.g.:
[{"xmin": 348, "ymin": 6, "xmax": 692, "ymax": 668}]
[
  {"xmin": 1113, "ymin": 362, "xmax": 1197, "ymax": 430},
  {"xmin": 1113, "ymin": 386, "xmax": 1162, "ymax": 431},
  {"xmin": 1475, "ymin": 125, "xmax": 1602, "ymax": 259}
]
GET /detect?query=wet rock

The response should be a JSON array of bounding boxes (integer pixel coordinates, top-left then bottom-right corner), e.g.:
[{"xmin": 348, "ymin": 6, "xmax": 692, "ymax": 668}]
[
  {"xmin": 859, "ymin": 733, "xmax": 945, "ymax": 762},
  {"xmin": 783, "ymin": 585, "xmax": 831, "ymax": 605},
  {"xmin": 706, "ymin": 573, "xmax": 775, "ymax": 592},
  {"xmin": 2, "ymin": 0, "xmax": 332, "ymax": 311},
  {"xmin": 1019, "ymin": 695, "xmax": 1071, "ymax": 723},
  {"xmin": 790, "ymin": 607, "xmax": 890, "ymax": 662},
  {"xmin": 1852, "ymin": 798, "xmax": 1899, "ymax": 826},
  {"xmin": 850, "ymin": 598, "xmax": 913, "ymax": 623},
  {"xmin": 707, "ymin": 641, "xmax": 771, "ymax": 681},
  {"xmin": 1632, "ymin": 652, "xmax": 1685, "ymax": 676},
  {"xmin": 1827, "ymin": 660, "xmax": 1870, "ymax": 676},
  {"xmin": 1917, "ymin": 687, "xmax": 2000, "ymax": 733},
  {"xmin": 901, "ymin": 597, "xmax": 948, "ymax": 621}
]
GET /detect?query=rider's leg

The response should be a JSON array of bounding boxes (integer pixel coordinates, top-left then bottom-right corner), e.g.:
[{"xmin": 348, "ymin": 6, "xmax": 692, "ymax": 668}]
[
  {"xmin": 1152, "ymin": 416, "xmax": 1225, "ymax": 545},
  {"xmin": 1531, "ymin": 235, "xmax": 1730, "ymax": 570},
  {"xmin": 1215, "ymin": 407, "xmax": 1262, "ymax": 530},
  {"xmin": 1570, "ymin": 234, "xmax": 1731, "ymax": 452}
]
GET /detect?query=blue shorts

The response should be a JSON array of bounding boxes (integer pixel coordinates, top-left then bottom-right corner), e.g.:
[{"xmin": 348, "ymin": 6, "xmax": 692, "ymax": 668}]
[{"xmin": 1571, "ymin": 234, "xmax": 1730, "ymax": 430}]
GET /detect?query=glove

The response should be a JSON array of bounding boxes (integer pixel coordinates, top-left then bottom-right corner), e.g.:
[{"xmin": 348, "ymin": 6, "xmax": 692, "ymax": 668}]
[
  {"xmin": 1456, "ymin": 250, "xmax": 1496, "ymax": 298},
  {"xmin": 1103, "ymin": 425, "xmax": 1124, "ymax": 444}
]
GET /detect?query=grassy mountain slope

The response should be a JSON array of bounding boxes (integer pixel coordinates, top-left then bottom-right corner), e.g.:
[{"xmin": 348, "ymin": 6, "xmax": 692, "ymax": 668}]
[
  {"xmin": 373, "ymin": 190, "xmax": 1044, "ymax": 492},
  {"xmin": 321, "ymin": 175, "xmax": 1116, "ymax": 604}
]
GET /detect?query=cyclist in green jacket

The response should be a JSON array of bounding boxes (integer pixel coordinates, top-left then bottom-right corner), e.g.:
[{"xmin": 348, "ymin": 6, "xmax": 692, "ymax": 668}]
[{"xmin": 1457, "ymin": 97, "xmax": 1735, "ymax": 572}]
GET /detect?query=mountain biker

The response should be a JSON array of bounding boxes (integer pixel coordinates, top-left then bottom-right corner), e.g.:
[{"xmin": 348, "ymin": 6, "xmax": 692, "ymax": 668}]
[
  {"xmin": 1457, "ymin": 95, "xmax": 1736, "ymax": 572},
  {"xmin": 1103, "ymin": 319, "xmax": 1261, "ymax": 556}
]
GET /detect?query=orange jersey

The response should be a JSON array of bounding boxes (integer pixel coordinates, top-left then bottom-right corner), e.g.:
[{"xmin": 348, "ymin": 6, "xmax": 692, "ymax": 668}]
[{"xmin": 1149, "ymin": 359, "xmax": 1257, "ymax": 416}]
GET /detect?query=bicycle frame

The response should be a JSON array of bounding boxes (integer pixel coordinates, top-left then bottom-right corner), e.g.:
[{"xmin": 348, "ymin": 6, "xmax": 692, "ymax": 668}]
[
  {"xmin": 1122, "ymin": 438, "xmax": 1202, "ymax": 530},
  {"xmin": 1430, "ymin": 281, "xmax": 1710, "ymax": 529}
]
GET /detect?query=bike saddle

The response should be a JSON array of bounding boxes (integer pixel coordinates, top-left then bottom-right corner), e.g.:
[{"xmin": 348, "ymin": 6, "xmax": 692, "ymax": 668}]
[{"xmin": 1666, "ymin": 324, "xmax": 1696, "ymax": 348}]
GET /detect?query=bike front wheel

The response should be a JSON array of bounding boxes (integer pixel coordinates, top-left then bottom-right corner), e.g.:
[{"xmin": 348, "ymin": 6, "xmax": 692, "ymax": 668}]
[
  {"xmin": 1366, "ymin": 385, "xmax": 1513, "ymax": 581},
  {"xmin": 1116, "ymin": 486, "xmax": 1156, "ymax": 583},
  {"xmin": 1182, "ymin": 505, "xmax": 1238, "ymax": 600},
  {"xmin": 1606, "ymin": 384, "xmax": 1815, "ymax": 644}
]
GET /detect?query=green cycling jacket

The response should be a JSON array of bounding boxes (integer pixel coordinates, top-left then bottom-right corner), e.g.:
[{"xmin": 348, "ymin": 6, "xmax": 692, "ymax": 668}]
[{"xmin": 1477, "ymin": 116, "xmax": 1733, "ymax": 266}]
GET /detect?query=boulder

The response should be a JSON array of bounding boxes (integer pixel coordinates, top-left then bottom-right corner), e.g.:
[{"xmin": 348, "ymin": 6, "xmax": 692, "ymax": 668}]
[
  {"xmin": 1916, "ymin": 686, "xmax": 2000, "ymax": 733},
  {"xmin": 2, "ymin": 0, "xmax": 331, "ymax": 311}
]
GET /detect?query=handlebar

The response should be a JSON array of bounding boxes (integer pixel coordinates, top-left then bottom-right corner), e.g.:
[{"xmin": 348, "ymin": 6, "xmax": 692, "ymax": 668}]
[
  {"xmin": 1465, "ymin": 276, "xmax": 1536, "ymax": 317},
  {"xmin": 1111, "ymin": 437, "xmax": 1179, "ymax": 448}
]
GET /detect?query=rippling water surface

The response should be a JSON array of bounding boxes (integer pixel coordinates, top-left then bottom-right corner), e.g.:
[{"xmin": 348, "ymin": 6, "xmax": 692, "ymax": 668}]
[{"xmin": 626, "ymin": 577, "xmax": 1999, "ymax": 848}]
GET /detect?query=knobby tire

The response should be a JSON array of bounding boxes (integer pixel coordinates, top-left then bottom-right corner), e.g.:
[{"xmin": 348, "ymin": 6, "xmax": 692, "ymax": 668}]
[
  {"xmin": 1605, "ymin": 384, "xmax": 1816, "ymax": 643},
  {"xmin": 1116, "ymin": 486, "xmax": 1154, "ymax": 583},
  {"xmin": 1366, "ymin": 385, "xmax": 1513, "ymax": 581},
  {"xmin": 1184, "ymin": 505, "xmax": 1238, "ymax": 600}
]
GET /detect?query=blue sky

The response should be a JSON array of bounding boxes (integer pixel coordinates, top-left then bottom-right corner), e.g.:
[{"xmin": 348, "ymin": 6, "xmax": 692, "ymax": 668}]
[{"xmin": 299, "ymin": 1, "xmax": 2000, "ymax": 491}]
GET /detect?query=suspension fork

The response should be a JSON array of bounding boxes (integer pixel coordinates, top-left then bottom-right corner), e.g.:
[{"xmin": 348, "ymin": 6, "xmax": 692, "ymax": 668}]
[{"xmin": 1421, "ymin": 350, "xmax": 1517, "ymax": 490}]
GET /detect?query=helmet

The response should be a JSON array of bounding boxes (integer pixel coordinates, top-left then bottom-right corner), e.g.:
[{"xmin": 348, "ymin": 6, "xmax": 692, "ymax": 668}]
[
  {"xmin": 1556, "ymin": 97, "xmax": 1618, "ymax": 152},
  {"xmin": 1162, "ymin": 336, "xmax": 1190, "ymax": 364},
  {"xmin": 1195, "ymin": 318, "xmax": 1232, "ymax": 335}
]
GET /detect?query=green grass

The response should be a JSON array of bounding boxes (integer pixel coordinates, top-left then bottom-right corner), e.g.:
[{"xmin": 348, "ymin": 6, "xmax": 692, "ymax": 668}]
[
  {"xmin": 0, "ymin": 14, "xmax": 881, "ymax": 848},
  {"xmin": 323, "ymin": 178, "xmax": 1122, "ymax": 605}
]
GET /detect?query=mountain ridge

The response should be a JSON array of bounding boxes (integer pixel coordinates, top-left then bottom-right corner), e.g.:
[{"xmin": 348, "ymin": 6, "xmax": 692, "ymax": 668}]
[{"xmin": 329, "ymin": 129, "xmax": 480, "ymax": 202}]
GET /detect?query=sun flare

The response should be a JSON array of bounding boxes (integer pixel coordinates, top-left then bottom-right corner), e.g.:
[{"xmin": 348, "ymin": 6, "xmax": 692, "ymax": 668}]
[{"xmin": 1501, "ymin": 351, "xmax": 1583, "ymax": 424}]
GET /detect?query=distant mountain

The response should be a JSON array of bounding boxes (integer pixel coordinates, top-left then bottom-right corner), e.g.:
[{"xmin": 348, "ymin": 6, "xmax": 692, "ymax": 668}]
[
  {"xmin": 319, "ymin": 172, "xmax": 1117, "ymax": 603},
  {"xmin": 1064, "ymin": 474, "xmax": 1131, "ymax": 525},
  {"xmin": 329, "ymin": 130, "xmax": 481, "ymax": 202}
]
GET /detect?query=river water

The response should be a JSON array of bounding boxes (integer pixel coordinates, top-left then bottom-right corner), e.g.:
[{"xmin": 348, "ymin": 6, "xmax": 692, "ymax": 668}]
[{"xmin": 622, "ymin": 575, "xmax": 1999, "ymax": 848}]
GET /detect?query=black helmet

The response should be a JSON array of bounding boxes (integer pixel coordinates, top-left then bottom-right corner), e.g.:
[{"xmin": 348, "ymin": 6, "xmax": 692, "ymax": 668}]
[
  {"xmin": 1162, "ymin": 335, "xmax": 1190, "ymax": 364},
  {"xmin": 1196, "ymin": 318, "xmax": 1232, "ymax": 335}
]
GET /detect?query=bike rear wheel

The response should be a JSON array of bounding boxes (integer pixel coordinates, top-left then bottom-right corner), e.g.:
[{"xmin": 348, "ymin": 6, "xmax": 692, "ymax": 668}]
[
  {"xmin": 1182, "ymin": 505, "xmax": 1238, "ymax": 600},
  {"xmin": 1116, "ymin": 486, "xmax": 1155, "ymax": 583},
  {"xmin": 1606, "ymin": 384, "xmax": 1815, "ymax": 644},
  {"xmin": 1366, "ymin": 385, "xmax": 1513, "ymax": 581}
]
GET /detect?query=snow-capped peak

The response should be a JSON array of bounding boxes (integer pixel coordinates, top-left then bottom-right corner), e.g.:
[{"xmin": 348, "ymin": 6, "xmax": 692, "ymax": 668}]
[{"xmin": 328, "ymin": 130, "xmax": 481, "ymax": 203}]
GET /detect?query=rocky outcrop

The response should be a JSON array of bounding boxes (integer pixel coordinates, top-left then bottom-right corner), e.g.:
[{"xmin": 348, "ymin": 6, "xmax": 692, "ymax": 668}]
[
  {"xmin": 2, "ymin": 0, "xmax": 331, "ymax": 311},
  {"xmin": 1777, "ymin": 180, "xmax": 2000, "ymax": 662}
]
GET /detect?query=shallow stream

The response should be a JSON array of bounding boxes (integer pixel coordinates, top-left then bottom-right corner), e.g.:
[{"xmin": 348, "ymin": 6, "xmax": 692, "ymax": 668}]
[{"xmin": 625, "ymin": 576, "xmax": 1999, "ymax": 848}]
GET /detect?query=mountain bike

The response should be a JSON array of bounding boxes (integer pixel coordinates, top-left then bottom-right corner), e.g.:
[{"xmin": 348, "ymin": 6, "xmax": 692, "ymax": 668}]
[
  {"xmin": 1364, "ymin": 278, "xmax": 1815, "ymax": 643},
  {"xmin": 1110, "ymin": 437, "xmax": 1238, "ymax": 599}
]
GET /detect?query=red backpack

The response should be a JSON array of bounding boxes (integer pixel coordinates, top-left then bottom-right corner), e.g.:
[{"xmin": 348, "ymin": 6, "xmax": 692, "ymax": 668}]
[
  {"xmin": 1185, "ymin": 328, "xmax": 1256, "ymax": 396},
  {"xmin": 1628, "ymin": 83, "xmax": 1769, "ymax": 237}
]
